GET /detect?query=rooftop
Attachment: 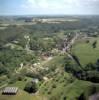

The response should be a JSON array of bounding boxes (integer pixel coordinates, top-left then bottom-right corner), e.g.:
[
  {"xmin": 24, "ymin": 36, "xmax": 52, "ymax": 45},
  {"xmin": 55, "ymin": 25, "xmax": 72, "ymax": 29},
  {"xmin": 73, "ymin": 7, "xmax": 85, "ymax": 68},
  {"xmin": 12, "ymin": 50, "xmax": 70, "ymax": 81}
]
[{"xmin": 2, "ymin": 87, "xmax": 18, "ymax": 94}]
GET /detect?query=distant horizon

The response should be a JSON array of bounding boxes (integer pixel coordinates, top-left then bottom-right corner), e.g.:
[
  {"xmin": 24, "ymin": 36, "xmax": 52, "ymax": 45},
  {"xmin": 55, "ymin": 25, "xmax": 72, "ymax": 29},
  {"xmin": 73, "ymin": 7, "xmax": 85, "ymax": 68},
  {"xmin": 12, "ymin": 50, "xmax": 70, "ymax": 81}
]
[
  {"xmin": 0, "ymin": 14, "xmax": 99, "ymax": 17},
  {"xmin": 0, "ymin": 0, "xmax": 99, "ymax": 16}
]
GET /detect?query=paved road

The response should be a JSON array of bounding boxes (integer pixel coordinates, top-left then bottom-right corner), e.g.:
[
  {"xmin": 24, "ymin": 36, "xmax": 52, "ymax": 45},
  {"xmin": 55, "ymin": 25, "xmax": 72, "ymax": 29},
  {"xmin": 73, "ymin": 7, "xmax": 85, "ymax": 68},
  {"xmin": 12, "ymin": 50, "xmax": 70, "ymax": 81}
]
[{"xmin": 63, "ymin": 33, "xmax": 79, "ymax": 59}]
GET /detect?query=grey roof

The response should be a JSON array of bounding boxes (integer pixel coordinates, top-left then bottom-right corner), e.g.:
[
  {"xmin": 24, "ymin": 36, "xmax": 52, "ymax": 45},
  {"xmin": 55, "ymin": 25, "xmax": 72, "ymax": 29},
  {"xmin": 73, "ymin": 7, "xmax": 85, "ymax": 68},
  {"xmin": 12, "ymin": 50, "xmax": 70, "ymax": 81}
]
[
  {"xmin": 2, "ymin": 87, "xmax": 18, "ymax": 94},
  {"xmin": 32, "ymin": 78, "xmax": 39, "ymax": 83}
]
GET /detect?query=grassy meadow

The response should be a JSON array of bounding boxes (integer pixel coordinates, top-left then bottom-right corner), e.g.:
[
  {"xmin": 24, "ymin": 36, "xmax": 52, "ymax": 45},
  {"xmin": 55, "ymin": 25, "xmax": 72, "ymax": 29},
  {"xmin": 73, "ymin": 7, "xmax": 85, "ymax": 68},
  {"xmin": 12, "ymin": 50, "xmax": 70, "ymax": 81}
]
[
  {"xmin": 72, "ymin": 37, "xmax": 99, "ymax": 66},
  {"xmin": 0, "ymin": 90, "xmax": 46, "ymax": 100}
]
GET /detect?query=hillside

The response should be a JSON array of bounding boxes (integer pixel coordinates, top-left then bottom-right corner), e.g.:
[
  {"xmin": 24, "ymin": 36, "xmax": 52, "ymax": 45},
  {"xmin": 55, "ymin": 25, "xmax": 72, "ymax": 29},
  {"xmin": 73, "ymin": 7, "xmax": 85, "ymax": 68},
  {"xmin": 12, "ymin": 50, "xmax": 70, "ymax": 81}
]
[{"xmin": 1, "ymin": 16, "xmax": 99, "ymax": 100}]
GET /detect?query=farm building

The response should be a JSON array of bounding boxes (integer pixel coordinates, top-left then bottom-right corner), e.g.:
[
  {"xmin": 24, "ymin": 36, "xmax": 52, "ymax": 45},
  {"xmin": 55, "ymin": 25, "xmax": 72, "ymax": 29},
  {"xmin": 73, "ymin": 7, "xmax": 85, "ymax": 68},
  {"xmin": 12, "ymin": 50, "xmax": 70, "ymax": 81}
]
[
  {"xmin": 32, "ymin": 78, "xmax": 39, "ymax": 83},
  {"xmin": 2, "ymin": 87, "xmax": 18, "ymax": 95}
]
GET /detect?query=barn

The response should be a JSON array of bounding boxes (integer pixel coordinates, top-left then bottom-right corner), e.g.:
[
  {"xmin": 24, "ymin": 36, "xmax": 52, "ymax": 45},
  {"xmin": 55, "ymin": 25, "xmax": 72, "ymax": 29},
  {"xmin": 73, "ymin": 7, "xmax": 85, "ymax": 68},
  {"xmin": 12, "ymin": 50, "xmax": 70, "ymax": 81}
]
[{"xmin": 2, "ymin": 87, "xmax": 18, "ymax": 95}]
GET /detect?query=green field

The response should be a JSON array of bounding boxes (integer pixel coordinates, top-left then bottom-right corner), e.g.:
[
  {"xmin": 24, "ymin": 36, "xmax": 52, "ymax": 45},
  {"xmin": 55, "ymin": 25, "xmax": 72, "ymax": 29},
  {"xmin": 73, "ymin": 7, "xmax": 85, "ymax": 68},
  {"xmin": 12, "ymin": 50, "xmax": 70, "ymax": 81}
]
[
  {"xmin": 39, "ymin": 75, "xmax": 93, "ymax": 100},
  {"xmin": 1, "ymin": 37, "xmax": 99, "ymax": 100},
  {"xmin": 0, "ymin": 90, "xmax": 46, "ymax": 100},
  {"xmin": 0, "ymin": 76, "xmax": 46, "ymax": 100},
  {"xmin": 8, "ymin": 77, "xmax": 32, "ymax": 89},
  {"xmin": 72, "ymin": 37, "xmax": 99, "ymax": 66},
  {"xmin": 39, "ymin": 72, "xmax": 72, "ymax": 100}
]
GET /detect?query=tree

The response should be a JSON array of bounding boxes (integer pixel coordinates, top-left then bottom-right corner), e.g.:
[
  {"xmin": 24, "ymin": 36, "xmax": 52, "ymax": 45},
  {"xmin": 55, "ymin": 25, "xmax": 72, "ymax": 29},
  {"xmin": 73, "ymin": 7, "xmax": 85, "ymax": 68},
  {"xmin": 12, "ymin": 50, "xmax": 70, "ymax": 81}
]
[
  {"xmin": 96, "ymin": 59, "xmax": 99, "ymax": 71},
  {"xmin": 86, "ymin": 71, "xmax": 99, "ymax": 83},
  {"xmin": 0, "ymin": 65, "xmax": 9, "ymax": 75},
  {"xmin": 78, "ymin": 93, "xmax": 85, "ymax": 100},
  {"xmin": 92, "ymin": 40, "xmax": 97, "ymax": 48},
  {"xmin": 71, "ymin": 54, "xmax": 82, "ymax": 67},
  {"xmin": 85, "ymin": 63, "xmax": 96, "ymax": 71},
  {"xmin": 24, "ymin": 82, "xmax": 38, "ymax": 93}
]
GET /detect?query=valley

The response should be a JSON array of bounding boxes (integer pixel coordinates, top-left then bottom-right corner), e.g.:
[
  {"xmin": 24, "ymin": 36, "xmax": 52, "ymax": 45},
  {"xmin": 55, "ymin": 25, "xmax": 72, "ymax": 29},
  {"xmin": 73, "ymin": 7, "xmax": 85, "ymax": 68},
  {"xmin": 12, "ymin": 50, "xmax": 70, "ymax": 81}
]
[{"xmin": 0, "ymin": 16, "xmax": 99, "ymax": 100}]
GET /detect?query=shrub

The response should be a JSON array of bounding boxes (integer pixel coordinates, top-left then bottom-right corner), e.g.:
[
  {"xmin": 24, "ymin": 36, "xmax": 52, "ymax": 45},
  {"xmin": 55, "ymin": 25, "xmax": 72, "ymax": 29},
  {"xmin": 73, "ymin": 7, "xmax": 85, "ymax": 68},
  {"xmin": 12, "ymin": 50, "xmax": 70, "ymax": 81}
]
[
  {"xmin": 63, "ymin": 96, "xmax": 66, "ymax": 100},
  {"xmin": 86, "ymin": 40, "xmax": 89, "ymax": 43},
  {"xmin": 52, "ymin": 84, "xmax": 56, "ymax": 88},
  {"xmin": 48, "ymin": 91, "xmax": 51, "ymax": 94}
]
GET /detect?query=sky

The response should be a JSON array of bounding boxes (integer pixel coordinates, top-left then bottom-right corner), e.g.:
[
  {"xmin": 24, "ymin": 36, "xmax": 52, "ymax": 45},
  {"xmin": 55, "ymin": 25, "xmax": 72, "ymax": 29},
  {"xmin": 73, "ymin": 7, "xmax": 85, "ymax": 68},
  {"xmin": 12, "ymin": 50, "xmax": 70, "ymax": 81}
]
[{"xmin": 0, "ymin": 0, "xmax": 99, "ymax": 15}]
